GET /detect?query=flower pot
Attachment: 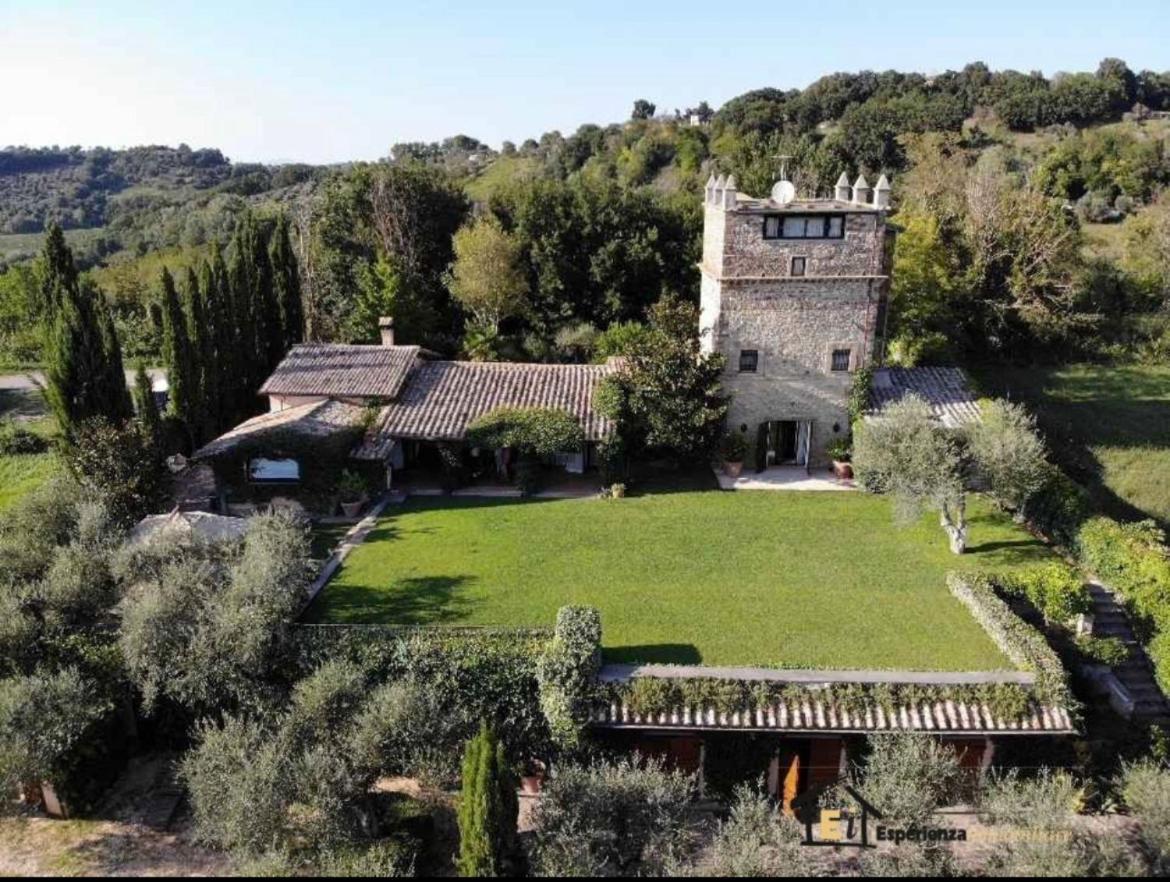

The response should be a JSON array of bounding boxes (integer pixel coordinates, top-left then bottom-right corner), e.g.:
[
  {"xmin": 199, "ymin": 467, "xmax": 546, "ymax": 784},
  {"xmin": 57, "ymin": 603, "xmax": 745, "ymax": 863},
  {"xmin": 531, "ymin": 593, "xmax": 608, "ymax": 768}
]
[
  {"xmin": 832, "ymin": 460, "xmax": 854, "ymax": 480},
  {"xmin": 723, "ymin": 460, "xmax": 744, "ymax": 478},
  {"xmin": 340, "ymin": 499, "xmax": 365, "ymax": 518}
]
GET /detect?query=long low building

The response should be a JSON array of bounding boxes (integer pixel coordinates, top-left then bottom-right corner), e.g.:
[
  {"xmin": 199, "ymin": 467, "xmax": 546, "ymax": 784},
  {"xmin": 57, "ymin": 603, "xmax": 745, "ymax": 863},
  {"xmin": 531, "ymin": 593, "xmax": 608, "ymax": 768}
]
[{"xmin": 193, "ymin": 320, "xmax": 620, "ymax": 495}]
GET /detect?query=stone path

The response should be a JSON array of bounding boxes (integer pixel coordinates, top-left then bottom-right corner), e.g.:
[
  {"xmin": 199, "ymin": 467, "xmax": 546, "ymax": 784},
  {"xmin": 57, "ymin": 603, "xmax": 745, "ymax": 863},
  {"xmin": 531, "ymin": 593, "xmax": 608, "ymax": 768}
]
[
  {"xmin": 1089, "ymin": 580, "xmax": 1170, "ymax": 724},
  {"xmin": 714, "ymin": 465, "xmax": 855, "ymax": 492},
  {"xmin": 300, "ymin": 492, "xmax": 404, "ymax": 613}
]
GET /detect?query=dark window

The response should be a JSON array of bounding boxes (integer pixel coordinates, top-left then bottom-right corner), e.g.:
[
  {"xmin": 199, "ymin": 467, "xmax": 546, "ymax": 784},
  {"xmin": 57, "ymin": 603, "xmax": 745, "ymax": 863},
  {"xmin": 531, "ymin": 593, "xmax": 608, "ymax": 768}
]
[
  {"xmin": 791, "ymin": 256, "xmax": 806, "ymax": 277},
  {"xmin": 739, "ymin": 349, "xmax": 759, "ymax": 373},
  {"xmin": 762, "ymin": 214, "xmax": 846, "ymax": 240},
  {"xmin": 831, "ymin": 349, "xmax": 851, "ymax": 372}
]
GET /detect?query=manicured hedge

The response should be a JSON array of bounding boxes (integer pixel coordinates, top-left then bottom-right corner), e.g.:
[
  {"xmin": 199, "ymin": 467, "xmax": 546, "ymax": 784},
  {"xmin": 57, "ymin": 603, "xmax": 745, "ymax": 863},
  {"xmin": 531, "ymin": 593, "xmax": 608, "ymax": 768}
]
[
  {"xmin": 996, "ymin": 562, "xmax": 1092, "ymax": 624},
  {"xmin": 536, "ymin": 606, "xmax": 602, "ymax": 749},
  {"xmin": 946, "ymin": 572, "xmax": 1073, "ymax": 709}
]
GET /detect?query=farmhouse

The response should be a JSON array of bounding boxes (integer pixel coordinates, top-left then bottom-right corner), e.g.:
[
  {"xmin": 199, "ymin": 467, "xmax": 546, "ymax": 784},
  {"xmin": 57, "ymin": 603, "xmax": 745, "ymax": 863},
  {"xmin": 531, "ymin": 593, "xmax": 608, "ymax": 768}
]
[{"xmin": 192, "ymin": 318, "xmax": 618, "ymax": 496}]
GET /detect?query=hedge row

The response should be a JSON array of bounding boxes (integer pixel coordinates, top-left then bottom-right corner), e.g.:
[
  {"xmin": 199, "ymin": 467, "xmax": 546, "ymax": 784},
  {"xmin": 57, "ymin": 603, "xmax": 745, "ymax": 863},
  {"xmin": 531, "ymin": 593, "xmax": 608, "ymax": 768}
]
[
  {"xmin": 1076, "ymin": 517, "xmax": 1170, "ymax": 692},
  {"xmin": 605, "ymin": 676, "xmax": 1039, "ymax": 724},
  {"xmin": 946, "ymin": 572, "xmax": 1074, "ymax": 710}
]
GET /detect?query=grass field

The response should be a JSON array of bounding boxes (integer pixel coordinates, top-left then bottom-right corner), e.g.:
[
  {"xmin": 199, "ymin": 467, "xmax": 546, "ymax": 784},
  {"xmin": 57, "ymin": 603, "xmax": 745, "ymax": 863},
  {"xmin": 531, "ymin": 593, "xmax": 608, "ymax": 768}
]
[
  {"xmin": 975, "ymin": 364, "xmax": 1170, "ymax": 527},
  {"xmin": 306, "ymin": 491, "xmax": 1055, "ymax": 670},
  {"xmin": 0, "ymin": 389, "xmax": 60, "ymax": 513}
]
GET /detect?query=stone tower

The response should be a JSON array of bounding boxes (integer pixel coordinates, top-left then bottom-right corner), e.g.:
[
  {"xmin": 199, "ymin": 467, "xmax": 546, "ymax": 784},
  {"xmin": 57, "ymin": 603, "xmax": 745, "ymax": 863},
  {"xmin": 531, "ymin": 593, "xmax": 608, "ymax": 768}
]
[{"xmin": 699, "ymin": 173, "xmax": 892, "ymax": 468}]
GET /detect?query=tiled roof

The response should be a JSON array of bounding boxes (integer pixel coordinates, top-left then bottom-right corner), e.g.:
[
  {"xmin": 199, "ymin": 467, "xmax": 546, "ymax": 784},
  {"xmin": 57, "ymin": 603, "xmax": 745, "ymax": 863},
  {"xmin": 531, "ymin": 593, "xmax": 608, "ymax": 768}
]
[
  {"xmin": 370, "ymin": 360, "xmax": 617, "ymax": 443},
  {"xmin": 592, "ymin": 695, "xmax": 1075, "ymax": 735},
  {"xmin": 869, "ymin": 366, "xmax": 982, "ymax": 428},
  {"xmin": 259, "ymin": 343, "xmax": 422, "ymax": 399},
  {"xmin": 129, "ymin": 509, "xmax": 248, "ymax": 545},
  {"xmin": 192, "ymin": 399, "xmax": 368, "ymax": 459}
]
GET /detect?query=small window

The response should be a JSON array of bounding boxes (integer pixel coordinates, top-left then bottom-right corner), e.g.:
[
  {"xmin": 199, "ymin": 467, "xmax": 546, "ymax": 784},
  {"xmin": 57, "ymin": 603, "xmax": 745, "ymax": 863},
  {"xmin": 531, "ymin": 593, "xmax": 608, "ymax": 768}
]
[
  {"xmin": 763, "ymin": 216, "xmax": 782, "ymax": 239},
  {"xmin": 828, "ymin": 216, "xmax": 845, "ymax": 238},
  {"xmin": 791, "ymin": 257, "xmax": 806, "ymax": 277},
  {"xmin": 831, "ymin": 349, "xmax": 852, "ymax": 372},
  {"xmin": 739, "ymin": 349, "xmax": 759, "ymax": 373},
  {"xmin": 248, "ymin": 457, "xmax": 301, "ymax": 482},
  {"xmin": 804, "ymin": 216, "xmax": 825, "ymax": 238}
]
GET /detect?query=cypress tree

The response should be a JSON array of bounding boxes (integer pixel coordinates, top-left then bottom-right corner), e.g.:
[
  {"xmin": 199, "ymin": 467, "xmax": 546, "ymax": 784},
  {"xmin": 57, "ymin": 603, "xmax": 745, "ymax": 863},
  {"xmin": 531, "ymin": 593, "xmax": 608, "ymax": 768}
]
[
  {"xmin": 197, "ymin": 257, "xmax": 222, "ymax": 437},
  {"xmin": 457, "ymin": 722, "xmax": 518, "ymax": 877},
  {"xmin": 41, "ymin": 224, "xmax": 132, "ymax": 439},
  {"xmin": 208, "ymin": 242, "xmax": 237, "ymax": 430},
  {"xmin": 159, "ymin": 268, "xmax": 196, "ymax": 444},
  {"xmin": 228, "ymin": 215, "xmax": 262, "ymax": 415},
  {"xmin": 181, "ymin": 267, "xmax": 208, "ymax": 445},
  {"xmin": 269, "ymin": 214, "xmax": 304, "ymax": 352},
  {"xmin": 132, "ymin": 360, "xmax": 162, "ymax": 444}
]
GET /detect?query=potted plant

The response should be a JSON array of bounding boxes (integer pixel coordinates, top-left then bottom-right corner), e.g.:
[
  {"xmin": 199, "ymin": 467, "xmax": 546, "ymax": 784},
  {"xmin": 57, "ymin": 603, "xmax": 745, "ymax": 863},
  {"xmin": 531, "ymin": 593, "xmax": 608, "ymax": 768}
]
[
  {"xmin": 826, "ymin": 438, "xmax": 853, "ymax": 480},
  {"xmin": 337, "ymin": 469, "xmax": 368, "ymax": 517},
  {"xmin": 719, "ymin": 429, "xmax": 749, "ymax": 478}
]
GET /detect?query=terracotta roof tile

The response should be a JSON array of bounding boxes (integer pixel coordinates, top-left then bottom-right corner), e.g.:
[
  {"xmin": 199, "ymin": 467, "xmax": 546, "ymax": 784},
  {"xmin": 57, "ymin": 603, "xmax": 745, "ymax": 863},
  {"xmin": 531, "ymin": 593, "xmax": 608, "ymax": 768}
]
[
  {"xmin": 259, "ymin": 343, "xmax": 421, "ymax": 399},
  {"xmin": 372, "ymin": 360, "xmax": 617, "ymax": 443}
]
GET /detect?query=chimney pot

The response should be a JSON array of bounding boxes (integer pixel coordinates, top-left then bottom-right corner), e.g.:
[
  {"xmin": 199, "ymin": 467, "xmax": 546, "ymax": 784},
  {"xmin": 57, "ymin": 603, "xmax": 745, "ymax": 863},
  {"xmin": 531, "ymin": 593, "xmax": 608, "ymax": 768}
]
[{"xmin": 378, "ymin": 316, "xmax": 395, "ymax": 346}]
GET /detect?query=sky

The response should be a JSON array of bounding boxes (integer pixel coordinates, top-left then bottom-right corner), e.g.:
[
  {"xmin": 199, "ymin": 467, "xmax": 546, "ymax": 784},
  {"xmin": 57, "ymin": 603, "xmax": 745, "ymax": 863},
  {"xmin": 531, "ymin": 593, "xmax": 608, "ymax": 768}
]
[{"xmin": 2, "ymin": 0, "xmax": 1167, "ymax": 164}]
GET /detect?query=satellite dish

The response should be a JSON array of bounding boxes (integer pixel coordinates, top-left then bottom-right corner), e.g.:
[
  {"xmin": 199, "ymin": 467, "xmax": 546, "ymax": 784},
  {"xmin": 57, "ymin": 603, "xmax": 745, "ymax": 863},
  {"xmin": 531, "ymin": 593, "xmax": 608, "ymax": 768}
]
[{"xmin": 771, "ymin": 180, "xmax": 796, "ymax": 204}]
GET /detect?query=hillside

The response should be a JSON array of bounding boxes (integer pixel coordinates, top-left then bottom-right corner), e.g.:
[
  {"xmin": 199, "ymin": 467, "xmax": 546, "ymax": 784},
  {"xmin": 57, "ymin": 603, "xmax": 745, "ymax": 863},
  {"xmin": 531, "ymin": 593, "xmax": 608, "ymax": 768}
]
[{"xmin": 0, "ymin": 144, "xmax": 324, "ymax": 265}]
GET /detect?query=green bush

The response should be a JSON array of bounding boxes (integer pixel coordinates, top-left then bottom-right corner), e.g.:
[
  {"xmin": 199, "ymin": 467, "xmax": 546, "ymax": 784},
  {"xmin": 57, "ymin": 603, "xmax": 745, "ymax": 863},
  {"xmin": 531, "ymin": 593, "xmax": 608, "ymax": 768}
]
[
  {"xmin": 1075, "ymin": 634, "xmax": 1131, "ymax": 666},
  {"xmin": 978, "ymin": 768, "xmax": 1084, "ymax": 829},
  {"xmin": 536, "ymin": 606, "xmax": 602, "ymax": 750},
  {"xmin": 1022, "ymin": 464, "xmax": 1091, "ymax": 548},
  {"xmin": 1119, "ymin": 760, "xmax": 1170, "ymax": 874},
  {"xmin": 0, "ymin": 420, "xmax": 48, "ymax": 455},
  {"xmin": 466, "ymin": 407, "xmax": 585, "ymax": 458},
  {"xmin": 853, "ymin": 734, "xmax": 963, "ymax": 827},
  {"xmin": 718, "ymin": 429, "xmax": 748, "ymax": 463},
  {"xmin": 457, "ymin": 722, "xmax": 518, "ymax": 877},
  {"xmin": 530, "ymin": 758, "xmax": 697, "ymax": 877},
  {"xmin": 998, "ymin": 562, "xmax": 1092, "ymax": 623},
  {"xmin": 706, "ymin": 785, "xmax": 810, "ymax": 876}
]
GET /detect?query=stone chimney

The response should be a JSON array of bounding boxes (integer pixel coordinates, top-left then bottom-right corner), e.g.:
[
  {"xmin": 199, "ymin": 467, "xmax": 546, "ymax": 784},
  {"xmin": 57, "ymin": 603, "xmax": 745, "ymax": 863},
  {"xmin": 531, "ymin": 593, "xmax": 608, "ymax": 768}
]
[
  {"xmin": 704, "ymin": 173, "xmax": 717, "ymax": 205},
  {"xmin": 874, "ymin": 174, "xmax": 892, "ymax": 209},
  {"xmin": 378, "ymin": 316, "xmax": 395, "ymax": 346},
  {"xmin": 834, "ymin": 172, "xmax": 852, "ymax": 202},
  {"xmin": 852, "ymin": 174, "xmax": 872, "ymax": 206},
  {"xmin": 722, "ymin": 174, "xmax": 737, "ymax": 209}
]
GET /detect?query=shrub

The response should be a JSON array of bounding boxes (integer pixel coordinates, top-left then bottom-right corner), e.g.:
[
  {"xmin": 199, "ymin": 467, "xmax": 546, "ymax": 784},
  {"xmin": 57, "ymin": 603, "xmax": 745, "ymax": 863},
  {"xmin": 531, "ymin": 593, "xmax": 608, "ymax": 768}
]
[
  {"xmin": 62, "ymin": 415, "xmax": 168, "ymax": 525},
  {"xmin": 1119, "ymin": 760, "xmax": 1170, "ymax": 873},
  {"xmin": 337, "ymin": 470, "xmax": 367, "ymax": 504},
  {"xmin": 536, "ymin": 606, "xmax": 602, "ymax": 750},
  {"xmin": 466, "ymin": 407, "xmax": 585, "ymax": 459},
  {"xmin": 529, "ymin": 758, "xmax": 697, "ymax": 877},
  {"xmin": 0, "ymin": 667, "xmax": 112, "ymax": 798},
  {"xmin": 853, "ymin": 734, "xmax": 963, "ymax": 827},
  {"xmin": 705, "ymin": 784, "xmax": 810, "ymax": 877},
  {"xmin": 718, "ymin": 429, "xmax": 748, "ymax": 463},
  {"xmin": 998, "ymin": 562, "xmax": 1092, "ymax": 624},
  {"xmin": 1023, "ymin": 463, "xmax": 1091, "ymax": 547},
  {"xmin": 1076, "ymin": 634, "xmax": 1131, "ymax": 666},
  {"xmin": 457, "ymin": 722, "xmax": 518, "ymax": 877},
  {"xmin": 0, "ymin": 420, "xmax": 48, "ymax": 455},
  {"xmin": 978, "ymin": 768, "xmax": 1084, "ymax": 829},
  {"xmin": 347, "ymin": 676, "xmax": 473, "ymax": 788},
  {"xmin": 947, "ymin": 572, "xmax": 1073, "ymax": 707}
]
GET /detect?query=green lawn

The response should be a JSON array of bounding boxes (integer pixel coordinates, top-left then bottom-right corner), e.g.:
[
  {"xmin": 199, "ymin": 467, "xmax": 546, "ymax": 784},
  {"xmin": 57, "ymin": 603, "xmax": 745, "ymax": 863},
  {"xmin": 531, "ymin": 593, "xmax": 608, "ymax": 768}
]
[
  {"xmin": 306, "ymin": 491, "xmax": 1055, "ymax": 671},
  {"xmin": 974, "ymin": 364, "xmax": 1170, "ymax": 527},
  {"xmin": 0, "ymin": 391, "xmax": 60, "ymax": 513}
]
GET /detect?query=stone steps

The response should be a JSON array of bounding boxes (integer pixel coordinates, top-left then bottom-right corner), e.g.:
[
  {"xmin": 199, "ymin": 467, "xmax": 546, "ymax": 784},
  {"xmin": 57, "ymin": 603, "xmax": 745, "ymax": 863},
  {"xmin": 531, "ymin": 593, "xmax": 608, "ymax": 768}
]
[{"xmin": 1087, "ymin": 580, "xmax": 1170, "ymax": 721}]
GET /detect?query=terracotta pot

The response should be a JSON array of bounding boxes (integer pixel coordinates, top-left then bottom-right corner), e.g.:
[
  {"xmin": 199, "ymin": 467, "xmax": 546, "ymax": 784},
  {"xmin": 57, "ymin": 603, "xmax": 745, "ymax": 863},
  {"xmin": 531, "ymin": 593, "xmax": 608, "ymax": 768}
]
[
  {"xmin": 832, "ymin": 460, "xmax": 854, "ymax": 480},
  {"xmin": 340, "ymin": 499, "xmax": 365, "ymax": 518},
  {"xmin": 723, "ymin": 460, "xmax": 744, "ymax": 478}
]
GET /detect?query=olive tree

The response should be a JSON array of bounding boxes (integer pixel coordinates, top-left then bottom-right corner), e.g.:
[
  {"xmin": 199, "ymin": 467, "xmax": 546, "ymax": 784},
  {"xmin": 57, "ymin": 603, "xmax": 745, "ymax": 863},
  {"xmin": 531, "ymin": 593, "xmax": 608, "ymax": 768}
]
[
  {"xmin": 967, "ymin": 398, "xmax": 1048, "ymax": 512},
  {"xmin": 852, "ymin": 394, "xmax": 969, "ymax": 553}
]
